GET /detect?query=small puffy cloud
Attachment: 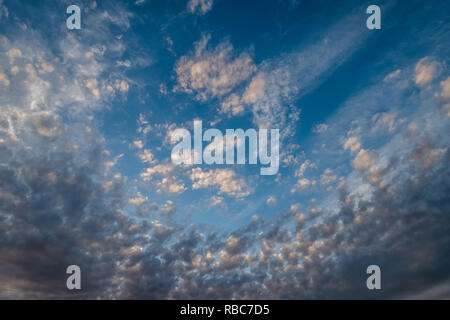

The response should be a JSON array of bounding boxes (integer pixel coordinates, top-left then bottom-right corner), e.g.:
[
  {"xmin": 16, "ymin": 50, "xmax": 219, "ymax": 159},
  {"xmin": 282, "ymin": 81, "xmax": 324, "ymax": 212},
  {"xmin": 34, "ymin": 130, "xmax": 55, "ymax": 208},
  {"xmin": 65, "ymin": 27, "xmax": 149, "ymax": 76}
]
[
  {"xmin": 115, "ymin": 79, "xmax": 129, "ymax": 92},
  {"xmin": 225, "ymin": 235, "xmax": 243, "ymax": 253},
  {"xmin": 352, "ymin": 149, "xmax": 375, "ymax": 171},
  {"xmin": 36, "ymin": 56, "xmax": 54, "ymax": 74},
  {"xmin": 32, "ymin": 113, "xmax": 62, "ymax": 137},
  {"xmin": 320, "ymin": 168, "xmax": 337, "ymax": 185},
  {"xmin": 414, "ymin": 57, "xmax": 439, "ymax": 86},
  {"xmin": 156, "ymin": 177, "xmax": 186, "ymax": 194},
  {"xmin": 190, "ymin": 167, "xmax": 250, "ymax": 198},
  {"xmin": 10, "ymin": 65, "xmax": 20, "ymax": 75},
  {"xmin": 343, "ymin": 136, "xmax": 361, "ymax": 154},
  {"xmin": 187, "ymin": 0, "xmax": 213, "ymax": 15},
  {"xmin": 141, "ymin": 164, "xmax": 174, "ymax": 181},
  {"xmin": 312, "ymin": 123, "xmax": 328, "ymax": 133},
  {"xmin": 383, "ymin": 69, "xmax": 401, "ymax": 82},
  {"xmin": 85, "ymin": 78, "xmax": 100, "ymax": 100},
  {"xmin": 0, "ymin": 0, "xmax": 8, "ymax": 19},
  {"xmin": 7, "ymin": 48, "xmax": 22, "ymax": 64},
  {"xmin": 129, "ymin": 192, "xmax": 148, "ymax": 207},
  {"xmin": 138, "ymin": 149, "xmax": 155, "ymax": 164},
  {"xmin": 266, "ymin": 196, "xmax": 277, "ymax": 207},
  {"xmin": 291, "ymin": 177, "xmax": 311, "ymax": 193},
  {"xmin": 24, "ymin": 64, "xmax": 36, "ymax": 80},
  {"xmin": 210, "ymin": 195, "xmax": 224, "ymax": 207},
  {"xmin": 440, "ymin": 77, "xmax": 450, "ymax": 100},
  {"xmin": 411, "ymin": 138, "xmax": 442, "ymax": 170},
  {"xmin": 371, "ymin": 112, "xmax": 396, "ymax": 133},
  {"xmin": 133, "ymin": 140, "xmax": 144, "ymax": 149},
  {"xmin": 0, "ymin": 69, "xmax": 10, "ymax": 86},
  {"xmin": 242, "ymin": 72, "xmax": 267, "ymax": 104},
  {"xmin": 161, "ymin": 200, "xmax": 176, "ymax": 215},
  {"xmin": 220, "ymin": 93, "xmax": 245, "ymax": 116},
  {"xmin": 295, "ymin": 160, "xmax": 311, "ymax": 177},
  {"xmin": 174, "ymin": 34, "xmax": 256, "ymax": 101}
]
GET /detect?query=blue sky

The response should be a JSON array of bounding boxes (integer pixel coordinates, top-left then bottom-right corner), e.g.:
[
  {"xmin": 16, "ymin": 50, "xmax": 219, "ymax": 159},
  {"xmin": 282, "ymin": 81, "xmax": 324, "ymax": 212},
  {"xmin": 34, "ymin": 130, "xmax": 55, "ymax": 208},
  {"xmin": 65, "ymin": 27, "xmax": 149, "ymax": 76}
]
[{"xmin": 0, "ymin": 0, "xmax": 450, "ymax": 299}]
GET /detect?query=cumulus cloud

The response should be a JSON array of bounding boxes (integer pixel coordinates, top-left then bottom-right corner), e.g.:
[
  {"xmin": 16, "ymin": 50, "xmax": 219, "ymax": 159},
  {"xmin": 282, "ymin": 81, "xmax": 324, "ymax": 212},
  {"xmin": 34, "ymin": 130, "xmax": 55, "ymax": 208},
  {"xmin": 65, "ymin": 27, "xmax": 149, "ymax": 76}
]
[
  {"xmin": 371, "ymin": 112, "xmax": 397, "ymax": 133},
  {"xmin": 266, "ymin": 196, "xmax": 277, "ymax": 207},
  {"xmin": 441, "ymin": 77, "xmax": 450, "ymax": 100},
  {"xmin": 343, "ymin": 136, "xmax": 361, "ymax": 154},
  {"xmin": 190, "ymin": 167, "xmax": 251, "ymax": 198},
  {"xmin": 174, "ymin": 34, "xmax": 256, "ymax": 101},
  {"xmin": 352, "ymin": 149, "xmax": 375, "ymax": 171},
  {"xmin": 414, "ymin": 57, "xmax": 439, "ymax": 86},
  {"xmin": 129, "ymin": 192, "xmax": 148, "ymax": 207},
  {"xmin": 313, "ymin": 123, "xmax": 328, "ymax": 133},
  {"xmin": 187, "ymin": 0, "xmax": 213, "ymax": 15}
]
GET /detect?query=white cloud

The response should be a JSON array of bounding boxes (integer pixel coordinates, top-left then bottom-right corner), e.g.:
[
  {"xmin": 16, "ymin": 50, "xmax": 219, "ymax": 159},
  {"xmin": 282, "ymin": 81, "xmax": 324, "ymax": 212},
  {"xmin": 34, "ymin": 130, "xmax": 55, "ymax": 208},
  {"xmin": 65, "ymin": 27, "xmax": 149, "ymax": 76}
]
[
  {"xmin": 266, "ymin": 196, "xmax": 277, "ymax": 207},
  {"xmin": 291, "ymin": 177, "xmax": 311, "ymax": 193},
  {"xmin": 371, "ymin": 112, "xmax": 396, "ymax": 133},
  {"xmin": 414, "ymin": 57, "xmax": 439, "ymax": 86},
  {"xmin": 156, "ymin": 177, "xmax": 186, "ymax": 194},
  {"xmin": 210, "ymin": 195, "xmax": 224, "ymax": 207},
  {"xmin": 187, "ymin": 0, "xmax": 213, "ymax": 15},
  {"xmin": 352, "ymin": 149, "xmax": 375, "ymax": 171},
  {"xmin": 129, "ymin": 192, "xmax": 148, "ymax": 207},
  {"xmin": 138, "ymin": 149, "xmax": 156, "ymax": 164},
  {"xmin": 440, "ymin": 76, "xmax": 450, "ymax": 100},
  {"xmin": 133, "ymin": 140, "xmax": 144, "ymax": 149},
  {"xmin": 6, "ymin": 48, "xmax": 22, "ymax": 64},
  {"xmin": 312, "ymin": 123, "xmax": 328, "ymax": 133},
  {"xmin": 190, "ymin": 167, "xmax": 250, "ymax": 198},
  {"xmin": 0, "ymin": 0, "xmax": 8, "ymax": 19},
  {"xmin": 320, "ymin": 168, "xmax": 336, "ymax": 185},
  {"xmin": 343, "ymin": 136, "xmax": 361, "ymax": 154},
  {"xmin": 85, "ymin": 78, "xmax": 100, "ymax": 100},
  {"xmin": 220, "ymin": 93, "xmax": 245, "ymax": 116},
  {"xmin": 384, "ymin": 69, "xmax": 401, "ymax": 82},
  {"xmin": 242, "ymin": 72, "xmax": 267, "ymax": 104},
  {"xmin": 0, "ymin": 69, "xmax": 10, "ymax": 86},
  {"xmin": 141, "ymin": 164, "xmax": 174, "ymax": 181},
  {"xmin": 295, "ymin": 160, "xmax": 311, "ymax": 177},
  {"xmin": 174, "ymin": 34, "xmax": 256, "ymax": 101}
]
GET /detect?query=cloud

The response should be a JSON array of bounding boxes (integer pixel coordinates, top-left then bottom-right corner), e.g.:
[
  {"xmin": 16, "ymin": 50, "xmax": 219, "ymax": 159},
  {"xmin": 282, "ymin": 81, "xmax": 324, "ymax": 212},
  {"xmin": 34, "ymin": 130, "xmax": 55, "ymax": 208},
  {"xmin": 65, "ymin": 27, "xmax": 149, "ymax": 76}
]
[
  {"xmin": 0, "ymin": 69, "xmax": 10, "ymax": 86},
  {"xmin": 383, "ymin": 69, "xmax": 401, "ymax": 82},
  {"xmin": 371, "ymin": 112, "xmax": 396, "ymax": 133},
  {"xmin": 319, "ymin": 168, "xmax": 337, "ymax": 185},
  {"xmin": 174, "ymin": 34, "xmax": 256, "ymax": 101},
  {"xmin": 129, "ymin": 192, "xmax": 148, "ymax": 207},
  {"xmin": 343, "ymin": 136, "xmax": 361, "ymax": 154},
  {"xmin": 0, "ymin": 0, "xmax": 8, "ymax": 19},
  {"xmin": 138, "ymin": 149, "xmax": 156, "ymax": 164},
  {"xmin": 414, "ymin": 57, "xmax": 439, "ymax": 86},
  {"xmin": 190, "ymin": 167, "xmax": 251, "ymax": 198},
  {"xmin": 133, "ymin": 140, "xmax": 144, "ymax": 149},
  {"xmin": 219, "ymin": 93, "xmax": 245, "ymax": 116},
  {"xmin": 312, "ymin": 123, "xmax": 328, "ymax": 133},
  {"xmin": 441, "ymin": 77, "xmax": 450, "ymax": 100},
  {"xmin": 266, "ymin": 196, "xmax": 277, "ymax": 207},
  {"xmin": 291, "ymin": 177, "xmax": 311, "ymax": 193},
  {"xmin": 352, "ymin": 149, "xmax": 375, "ymax": 171},
  {"xmin": 156, "ymin": 176, "xmax": 187, "ymax": 194},
  {"xmin": 6, "ymin": 48, "xmax": 22, "ymax": 64},
  {"xmin": 187, "ymin": 0, "xmax": 214, "ymax": 15},
  {"xmin": 141, "ymin": 163, "xmax": 175, "ymax": 181},
  {"xmin": 210, "ymin": 195, "xmax": 225, "ymax": 207}
]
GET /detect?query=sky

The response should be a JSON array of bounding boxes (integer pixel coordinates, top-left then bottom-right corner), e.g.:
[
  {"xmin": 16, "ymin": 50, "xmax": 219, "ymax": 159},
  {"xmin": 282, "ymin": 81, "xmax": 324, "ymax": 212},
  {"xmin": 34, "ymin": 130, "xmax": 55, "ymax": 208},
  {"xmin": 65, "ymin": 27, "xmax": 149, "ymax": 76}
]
[{"xmin": 0, "ymin": 0, "xmax": 449, "ymax": 299}]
